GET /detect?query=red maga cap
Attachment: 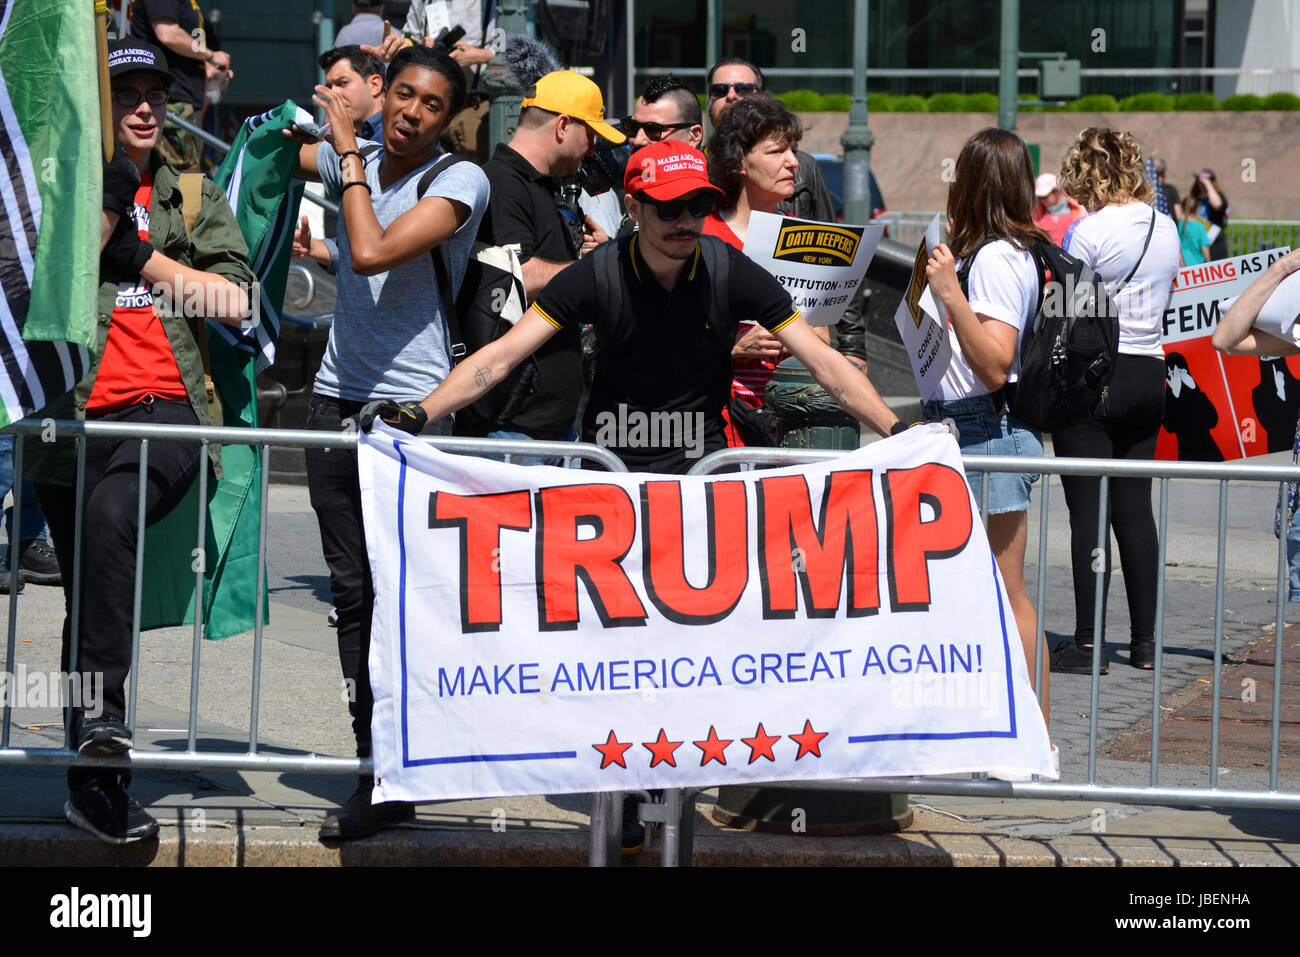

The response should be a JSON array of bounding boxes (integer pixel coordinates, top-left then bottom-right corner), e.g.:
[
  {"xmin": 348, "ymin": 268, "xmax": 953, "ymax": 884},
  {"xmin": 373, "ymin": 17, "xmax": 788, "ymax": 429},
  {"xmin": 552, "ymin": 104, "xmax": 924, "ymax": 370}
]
[{"xmin": 624, "ymin": 142, "xmax": 723, "ymax": 201}]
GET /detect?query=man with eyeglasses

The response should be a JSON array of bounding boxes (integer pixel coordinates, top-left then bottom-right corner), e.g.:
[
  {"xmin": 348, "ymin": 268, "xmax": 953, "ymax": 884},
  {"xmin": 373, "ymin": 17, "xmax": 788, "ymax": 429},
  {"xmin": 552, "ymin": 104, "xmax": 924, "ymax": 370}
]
[
  {"xmin": 622, "ymin": 74, "xmax": 703, "ymax": 151},
  {"xmin": 368, "ymin": 142, "xmax": 902, "ymax": 471},
  {"xmin": 459, "ymin": 71, "xmax": 624, "ymax": 456}
]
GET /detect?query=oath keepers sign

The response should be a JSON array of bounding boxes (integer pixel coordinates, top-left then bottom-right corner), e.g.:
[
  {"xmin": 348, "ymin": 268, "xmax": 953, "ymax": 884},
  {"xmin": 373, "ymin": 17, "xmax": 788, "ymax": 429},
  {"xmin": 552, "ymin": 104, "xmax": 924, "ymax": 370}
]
[
  {"xmin": 359, "ymin": 424, "xmax": 1054, "ymax": 802},
  {"xmin": 743, "ymin": 211, "xmax": 885, "ymax": 326}
]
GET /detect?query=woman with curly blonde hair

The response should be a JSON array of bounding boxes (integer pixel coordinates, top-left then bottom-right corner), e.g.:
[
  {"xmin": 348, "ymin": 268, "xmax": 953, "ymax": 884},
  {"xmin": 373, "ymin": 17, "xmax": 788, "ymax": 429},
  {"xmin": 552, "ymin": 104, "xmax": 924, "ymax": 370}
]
[{"xmin": 1050, "ymin": 128, "xmax": 1181, "ymax": 675}]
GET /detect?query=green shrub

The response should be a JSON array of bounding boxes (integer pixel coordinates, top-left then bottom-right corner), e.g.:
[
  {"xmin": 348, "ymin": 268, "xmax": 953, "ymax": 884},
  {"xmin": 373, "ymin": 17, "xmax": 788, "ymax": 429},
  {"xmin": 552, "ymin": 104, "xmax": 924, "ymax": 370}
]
[
  {"xmin": 1118, "ymin": 92, "xmax": 1174, "ymax": 111},
  {"xmin": 867, "ymin": 92, "xmax": 891, "ymax": 113},
  {"xmin": 1173, "ymin": 92, "xmax": 1217, "ymax": 111},
  {"xmin": 888, "ymin": 94, "xmax": 928, "ymax": 112},
  {"xmin": 1263, "ymin": 91, "xmax": 1300, "ymax": 110},
  {"xmin": 1219, "ymin": 94, "xmax": 1265, "ymax": 111},
  {"xmin": 926, "ymin": 92, "xmax": 966, "ymax": 112},
  {"xmin": 819, "ymin": 93, "xmax": 851, "ymax": 112},
  {"xmin": 1069, "ymin": 94, "xmax": 1119, "ymax": 112},
  {"xmin": 774, "ymin": 89, "xmax": 822, "ymax": 112},
  {"xmin": 963, "ymin": 92, "xmax": 999, "ymax": 112}
]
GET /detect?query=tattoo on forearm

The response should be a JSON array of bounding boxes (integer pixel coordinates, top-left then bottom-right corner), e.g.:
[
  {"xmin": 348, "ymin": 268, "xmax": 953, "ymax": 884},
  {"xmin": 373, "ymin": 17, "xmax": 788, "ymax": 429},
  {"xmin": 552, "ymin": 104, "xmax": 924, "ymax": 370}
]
[
  {"xmin": 474, "ymin": 366, "xmax": 492, "ymax": 390},
  {"xmin": 833, "ymin": 386, "xmax": 845, "ymax": 406}
]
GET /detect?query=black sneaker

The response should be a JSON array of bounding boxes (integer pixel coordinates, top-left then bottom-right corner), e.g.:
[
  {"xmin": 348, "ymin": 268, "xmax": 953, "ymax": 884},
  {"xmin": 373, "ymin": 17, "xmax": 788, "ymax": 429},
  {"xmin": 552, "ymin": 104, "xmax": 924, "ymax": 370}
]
[
  {"xmin": 0, "ymin": 563, "xmax": 23, "ymax": 595},
  {"xmin": 16, "ymin": 538, "xmax": 61, "ymax": 585},
  {"xmin": 319, "ymin": 780, "xmax": 414, "ymax": 840},
  {"xmin": 64, "ymin": 779, "xmax": 159, "ymax": 844},
  {"xmin": 621, "ymin": 793, "xmax": 645, "ymax": 856},
  {"xmin": 1050, "ymin": 640, "xmax": 1109, "ymax": 676},
  {"xmin": 1129, "ymin": 639, "xmax": 1156, "ymax": 670},
  {"xmin": 76, "ymin": 715, "xmax": 133, "ymax": 756}
]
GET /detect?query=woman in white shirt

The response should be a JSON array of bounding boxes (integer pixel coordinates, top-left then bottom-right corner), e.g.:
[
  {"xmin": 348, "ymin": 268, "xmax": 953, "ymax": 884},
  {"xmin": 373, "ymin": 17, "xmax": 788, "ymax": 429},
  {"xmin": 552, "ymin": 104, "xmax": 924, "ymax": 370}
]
[
  {"xmin": 924, "ymin": 127, "xmax": 1051, "ymax": 720},
  {"xmin": 1051, "ymin": 128, "xmax": 1182, "ymax": 674}
]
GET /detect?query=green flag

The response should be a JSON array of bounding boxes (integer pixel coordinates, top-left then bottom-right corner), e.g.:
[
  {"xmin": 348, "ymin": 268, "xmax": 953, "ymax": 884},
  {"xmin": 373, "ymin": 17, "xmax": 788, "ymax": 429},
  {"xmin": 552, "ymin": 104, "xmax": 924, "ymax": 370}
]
[
  {"xmin": 0, "ymin": 0, "xmax": 99, "ymax": 426},
  {"xmin": 140, "ymin": 102, "xmax": 307, "ymax": 639}
]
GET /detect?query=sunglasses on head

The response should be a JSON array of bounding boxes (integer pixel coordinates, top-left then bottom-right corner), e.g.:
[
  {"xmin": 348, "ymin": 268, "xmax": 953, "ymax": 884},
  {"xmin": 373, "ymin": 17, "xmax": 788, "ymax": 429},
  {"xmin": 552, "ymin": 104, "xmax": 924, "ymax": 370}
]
[
  {"xmin": 642, "ymin": 194, "xmax": 715, "ymax": 221},
  {"xmin": 708, "ymin": 81, "xmax": 760, "ymax": 99},
  {"xmin": 619, "ymin": 117, "xmax": 694, "ymax": 141},
  {"xmin": 113, "ymin": 88, "xmax": 169, "ymax": 107}
]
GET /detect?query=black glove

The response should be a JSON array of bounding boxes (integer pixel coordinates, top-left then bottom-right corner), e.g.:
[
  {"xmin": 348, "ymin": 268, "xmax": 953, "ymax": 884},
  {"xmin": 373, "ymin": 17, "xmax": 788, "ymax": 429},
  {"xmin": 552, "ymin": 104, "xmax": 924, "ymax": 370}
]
[
  {"xmin": 100, "ymin": 214, "xmax": 154, "ymax": 284},
  {"xmin": 103, "ymin": 144, "xmax": 141, "ymax": 219},
  {"xmin": 358, "ymin": 400, "xmax": 428, "ymax": 435}
]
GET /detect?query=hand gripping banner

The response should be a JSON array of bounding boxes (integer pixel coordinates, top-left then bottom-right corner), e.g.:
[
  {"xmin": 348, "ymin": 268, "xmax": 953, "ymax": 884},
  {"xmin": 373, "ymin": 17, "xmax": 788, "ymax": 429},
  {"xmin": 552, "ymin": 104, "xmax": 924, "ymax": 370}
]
[{"xmin": 359, "ymin": 424, "xmax": 1055, "ymax": 802}]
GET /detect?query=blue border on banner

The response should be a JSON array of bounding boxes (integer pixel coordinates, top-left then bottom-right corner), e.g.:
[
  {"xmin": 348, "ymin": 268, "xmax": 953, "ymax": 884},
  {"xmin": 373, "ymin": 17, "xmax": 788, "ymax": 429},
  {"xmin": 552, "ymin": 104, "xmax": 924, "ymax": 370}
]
[
  {"xmin": 393, "ymin": 440, "xmax": 578, "ymax": 768},
  {"xmin": 846, "ymin": 545, "xmax": 1019, "ymax": 743}
]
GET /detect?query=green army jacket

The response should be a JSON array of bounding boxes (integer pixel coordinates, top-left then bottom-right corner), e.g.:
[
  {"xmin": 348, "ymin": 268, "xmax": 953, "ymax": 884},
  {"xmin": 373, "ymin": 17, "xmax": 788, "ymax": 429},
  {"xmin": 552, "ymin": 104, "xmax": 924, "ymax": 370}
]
[{"xmin": 25, "ymin": 153, "xmax": 253, "ymax": 486}]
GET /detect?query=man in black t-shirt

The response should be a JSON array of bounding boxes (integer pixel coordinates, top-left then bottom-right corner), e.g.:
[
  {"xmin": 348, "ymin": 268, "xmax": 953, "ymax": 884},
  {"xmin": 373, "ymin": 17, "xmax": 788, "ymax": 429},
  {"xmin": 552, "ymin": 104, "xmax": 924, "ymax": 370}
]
[
  {"xmin": 365, "ymin": 142, "xmax": 902, "ymax": 473},
  {"xmin": 461, "ymin": 70, "xmax": 623, "ymax": 455},
  {"xmin": 128, "ymin": 1, "xmax": 232, "ymax": 170}
]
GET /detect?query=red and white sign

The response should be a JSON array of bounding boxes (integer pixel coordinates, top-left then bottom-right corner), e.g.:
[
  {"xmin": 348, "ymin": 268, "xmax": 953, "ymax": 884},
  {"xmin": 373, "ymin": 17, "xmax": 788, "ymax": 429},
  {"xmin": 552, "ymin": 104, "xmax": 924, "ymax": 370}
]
[{"xmin": 359, "ymin": 424, "xmax": 1055, "ymax": 802}]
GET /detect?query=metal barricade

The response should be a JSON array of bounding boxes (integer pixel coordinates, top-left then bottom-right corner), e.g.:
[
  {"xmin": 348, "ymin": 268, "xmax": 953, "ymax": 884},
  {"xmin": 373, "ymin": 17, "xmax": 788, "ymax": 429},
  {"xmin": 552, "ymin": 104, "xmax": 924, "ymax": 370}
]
[
  {"xmin": 604, "ymin": 446, "xmax": 1299, "ymax": 867},
  {"xmin": 1228, "ymin": 220, "xmax": 1300, "ymax": 258},
  {"xmin": 0, "ymin": 420, "xmax": 624, "ymax": 844}
]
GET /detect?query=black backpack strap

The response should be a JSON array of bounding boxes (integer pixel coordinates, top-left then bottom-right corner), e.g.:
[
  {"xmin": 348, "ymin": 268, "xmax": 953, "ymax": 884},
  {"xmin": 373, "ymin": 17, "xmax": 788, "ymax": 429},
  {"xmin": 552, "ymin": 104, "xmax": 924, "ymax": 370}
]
[
  {"xmin": 955, "ymin": 237, "xmax": 1001, "ymax": 298},
  {"xmin": 1118, "ymin": 208, "xmax": 1157, "ymax": 291},
  {"xmin": 418, "ymin": 153, "xmax": 475, "ymax": 361},
  {"xmin": 698, "ymin": 236, "xmax": 733, "ymax": 351}
]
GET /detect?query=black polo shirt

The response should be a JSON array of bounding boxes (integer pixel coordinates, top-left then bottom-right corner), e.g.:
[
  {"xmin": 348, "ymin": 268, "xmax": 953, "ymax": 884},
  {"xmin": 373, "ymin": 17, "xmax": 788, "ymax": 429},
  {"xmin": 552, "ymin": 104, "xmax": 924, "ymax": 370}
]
[
  {"xmin": 533, "ymin": 234, "xmax": 799, "ymax": 473},
  {"xmin": 472, "ymin": 143, "xmax": 582, "ymax": 439}
]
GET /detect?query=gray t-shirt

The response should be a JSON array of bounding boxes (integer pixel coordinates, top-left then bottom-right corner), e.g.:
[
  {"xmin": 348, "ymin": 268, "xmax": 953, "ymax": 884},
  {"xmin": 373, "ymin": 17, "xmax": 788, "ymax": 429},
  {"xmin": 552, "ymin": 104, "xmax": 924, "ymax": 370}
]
[{"xmin": 313, "ymin": 139, "xmax": 489, "ymax": 402}]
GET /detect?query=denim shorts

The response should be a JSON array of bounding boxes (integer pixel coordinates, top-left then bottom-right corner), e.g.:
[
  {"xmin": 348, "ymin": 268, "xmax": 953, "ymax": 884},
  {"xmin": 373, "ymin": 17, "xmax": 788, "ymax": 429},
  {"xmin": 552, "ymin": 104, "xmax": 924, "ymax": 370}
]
[
  {"xmin": 922, "ymin": 393, "xmax": 1043, "ymax": 514},
  {"xmin": 1287, "ymin": 507, "xmax": 1300, "ymax": 602}
]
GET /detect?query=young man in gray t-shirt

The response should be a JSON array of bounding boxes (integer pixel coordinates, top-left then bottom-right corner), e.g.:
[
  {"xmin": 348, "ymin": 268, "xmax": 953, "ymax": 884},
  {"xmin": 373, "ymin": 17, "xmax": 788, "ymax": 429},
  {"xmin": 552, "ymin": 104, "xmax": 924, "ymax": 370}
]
[{"xmin": 289, "ymin": 44, "xmax": 488, "ymax": 841}]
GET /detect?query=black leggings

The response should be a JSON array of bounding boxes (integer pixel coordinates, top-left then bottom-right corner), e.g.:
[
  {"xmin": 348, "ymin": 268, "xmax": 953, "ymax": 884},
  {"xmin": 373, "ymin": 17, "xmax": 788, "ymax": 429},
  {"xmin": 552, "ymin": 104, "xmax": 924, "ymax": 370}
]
[{"xmin": 1052, "ymin": 354, "xmax": 1166, "ymax": 645}]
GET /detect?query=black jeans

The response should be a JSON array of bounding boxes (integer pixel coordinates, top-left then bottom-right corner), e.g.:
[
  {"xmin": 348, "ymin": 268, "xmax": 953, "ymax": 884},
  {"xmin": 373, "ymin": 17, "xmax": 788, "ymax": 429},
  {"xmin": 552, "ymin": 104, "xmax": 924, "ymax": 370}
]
[
  {"xmin": 34, "ymin": 399, "xmax": 202, "ymax": 789},
  {"xmin": 304, "ymin": 393, "xmax": 451, "ymax": 760},
  {"xmin": 1052, "ymin": 354, "xmax": 1166, "ymax": 645}
]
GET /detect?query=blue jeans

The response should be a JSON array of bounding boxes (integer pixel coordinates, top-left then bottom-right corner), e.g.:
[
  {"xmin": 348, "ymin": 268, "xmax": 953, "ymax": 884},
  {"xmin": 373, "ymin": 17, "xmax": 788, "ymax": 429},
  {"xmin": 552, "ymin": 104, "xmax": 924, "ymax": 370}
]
[
  {"xmin": 485, "ymin": 428, "xmax": 579, "ymax": 467},
  {"xmin": 1288, "ymin": 507, "xmax": 1300, "ymax": 602},
  {"xmin": 922, "ymin": 393, "xmax": 1042, "ymax": 515},
  {"xmin": 0, "ymin": 433, "xmax": 47, "ymax": 559}
]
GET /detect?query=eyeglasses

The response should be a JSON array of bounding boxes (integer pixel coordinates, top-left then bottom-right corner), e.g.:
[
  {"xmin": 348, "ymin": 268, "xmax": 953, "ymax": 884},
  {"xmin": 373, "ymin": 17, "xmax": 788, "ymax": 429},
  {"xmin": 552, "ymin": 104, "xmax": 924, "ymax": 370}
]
[
  {"xmin": 113, "ymin": 89, "xmax": 169, "ymax": 107},
  {"xmin": 642, "ymin": 194, "xmax": 715, "ymax": 221},
  {"xmin": 707, "ymin": 81, "xmax": 760, "ymax": 100},
  {"xmin": 619, "ymin": 117, "xmax": 694, "ymax": 141}
]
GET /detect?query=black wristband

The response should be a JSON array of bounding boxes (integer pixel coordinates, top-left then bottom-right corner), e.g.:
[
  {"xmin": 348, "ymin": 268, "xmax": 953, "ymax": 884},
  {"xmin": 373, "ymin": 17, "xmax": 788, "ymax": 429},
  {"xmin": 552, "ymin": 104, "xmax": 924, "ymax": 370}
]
[
  {"xmin": 341, "ymin": 179, "xmax": 371, "ymax": 196},
  {"xmin": 890, "ymin": 420, "xmax": 909, "ymax": 436},
  {"xmin": 337, "ymin": 149, "xmax": 364, "ymax": 164}
]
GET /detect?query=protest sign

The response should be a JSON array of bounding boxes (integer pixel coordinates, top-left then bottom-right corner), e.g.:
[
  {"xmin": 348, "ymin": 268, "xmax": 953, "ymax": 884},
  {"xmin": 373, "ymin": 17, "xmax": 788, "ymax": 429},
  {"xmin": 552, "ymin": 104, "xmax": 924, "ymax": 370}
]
[
  {"xmin": 359, "ymin": 423, "xmax": 1054, "ymax": 803},
  {"xmin": 1158, "ymin": 247, "xmax": 1297, "ymax": 460},
  {"xmin": 742, "ymin": 212, "xmax": 884, "ymax": 326},
  {"xmin": 892, "ymin": 215, "xmax": 951, "ymax": 399}
]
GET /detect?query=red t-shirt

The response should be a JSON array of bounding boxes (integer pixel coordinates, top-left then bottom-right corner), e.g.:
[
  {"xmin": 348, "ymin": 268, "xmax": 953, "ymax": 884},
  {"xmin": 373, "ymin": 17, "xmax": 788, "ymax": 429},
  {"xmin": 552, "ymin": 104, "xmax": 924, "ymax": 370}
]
[
  {"xmin": 88, "ymin": 172, "xmax": 188, "ymax": 412},
  {"xmin": 703, "ymin": 212, "xmax": 780, "ymax": 447}
]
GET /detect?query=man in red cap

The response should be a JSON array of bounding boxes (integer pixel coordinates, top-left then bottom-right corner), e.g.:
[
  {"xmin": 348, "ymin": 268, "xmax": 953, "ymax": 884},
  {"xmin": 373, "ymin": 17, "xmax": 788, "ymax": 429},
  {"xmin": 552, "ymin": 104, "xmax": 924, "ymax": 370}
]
[{"xmin": 364, "ymin": 141, "xmax": 903, "ymax": 473}]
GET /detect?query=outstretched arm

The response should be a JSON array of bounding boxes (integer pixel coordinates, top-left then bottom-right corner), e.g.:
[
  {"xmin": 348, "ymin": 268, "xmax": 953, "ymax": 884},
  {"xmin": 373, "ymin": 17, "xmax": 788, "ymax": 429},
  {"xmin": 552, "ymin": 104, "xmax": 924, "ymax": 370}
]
[
  {"xmin": 1212, "ymin": 248, "xmax": 1300, "ymax": 356},
  {"xmin": 774, "ymin": 315, "xmax": 901, "ymax": 437},
  {"xmin": 417, "ymin": 308, "xmax": 562, "ymax": 423}
]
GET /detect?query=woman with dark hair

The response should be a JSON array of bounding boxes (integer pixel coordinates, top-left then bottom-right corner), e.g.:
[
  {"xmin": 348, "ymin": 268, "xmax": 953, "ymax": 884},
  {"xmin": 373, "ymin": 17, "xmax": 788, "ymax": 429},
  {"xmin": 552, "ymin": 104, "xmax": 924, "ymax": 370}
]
[
  {"xmin": 920, "ymin": 127, "xmax": 1052, "ymax": 727},
  {"xmin": 704, "ymin": 97, "xmax": 826, "ymax": 441},
  {"xmin": 1189, "ymin": 168, "xmax": 1229, "ymax": 261},
  {"xmin": 1052, "ymin": 127, "xmax": 1181, "ymax": 673}
]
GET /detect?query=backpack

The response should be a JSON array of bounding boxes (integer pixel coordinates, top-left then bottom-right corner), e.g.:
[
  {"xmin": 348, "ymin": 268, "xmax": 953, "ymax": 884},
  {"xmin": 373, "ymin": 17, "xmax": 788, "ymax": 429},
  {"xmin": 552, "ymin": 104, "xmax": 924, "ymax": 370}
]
[
  {"xmin": 590, "ymin": 235, "xmax": 780, "ymax": 446},
  {"xmin": 956, "ymin": 211, "xmax": 1153, "ymax": 432},
  {"xmin": 406, "ymin": 152, "xmax": 534, "ymax": 433}
]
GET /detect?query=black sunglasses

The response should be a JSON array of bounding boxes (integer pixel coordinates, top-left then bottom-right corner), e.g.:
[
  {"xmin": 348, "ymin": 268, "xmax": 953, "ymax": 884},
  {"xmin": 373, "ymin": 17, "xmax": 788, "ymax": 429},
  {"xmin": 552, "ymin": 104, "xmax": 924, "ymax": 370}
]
[
  {"xmin": 707, "ymin": 81, "xmax": 760, "ymax": 99},
  {"xmin": 619, "ymin": 117, "xmax": 694, "ymax": 141},
  {"xmin": 642, "ymin": 194, "xmax": 715, "ymax": 221},
  {"xmin": 113, "ymin": 89, "xmax": 169, "ymax": 107}
]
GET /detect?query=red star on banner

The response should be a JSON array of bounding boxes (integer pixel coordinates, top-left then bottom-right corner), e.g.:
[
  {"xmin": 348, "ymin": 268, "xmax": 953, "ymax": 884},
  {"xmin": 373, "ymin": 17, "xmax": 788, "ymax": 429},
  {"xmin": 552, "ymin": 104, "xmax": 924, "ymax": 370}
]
[
  {"xmin": 593, "ymin": 730, "xmax": 633, "ymax": 769},
  {"xmin": 741, "ymin": 722, "xmax": 781, "ymax": 764},
  {"xmin": 693, "ymin": 725, "xmax": 733, "ymax": 766},
  {"xmin": 789, "ymin": 720, "xmax": 829, "ymax": 760},
  {"xmin": 643, "ymin": 728, "xmax": 683, "ymax": 768}
]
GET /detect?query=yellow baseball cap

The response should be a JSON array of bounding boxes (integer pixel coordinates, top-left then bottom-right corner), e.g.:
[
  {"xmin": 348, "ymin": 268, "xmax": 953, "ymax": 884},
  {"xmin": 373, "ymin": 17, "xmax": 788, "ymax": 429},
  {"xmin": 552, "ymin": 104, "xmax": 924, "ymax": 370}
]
[{"xmin": 522, "ymin": 71, "xmax": 626, "ymax": 144}]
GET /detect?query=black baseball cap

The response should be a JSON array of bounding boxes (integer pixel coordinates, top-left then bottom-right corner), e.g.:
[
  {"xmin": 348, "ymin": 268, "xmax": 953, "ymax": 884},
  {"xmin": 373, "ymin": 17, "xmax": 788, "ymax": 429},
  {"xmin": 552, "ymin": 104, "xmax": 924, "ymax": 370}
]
[{"xmin": 107, "ymin": 39, "xmax": 175, "ymax": 86}]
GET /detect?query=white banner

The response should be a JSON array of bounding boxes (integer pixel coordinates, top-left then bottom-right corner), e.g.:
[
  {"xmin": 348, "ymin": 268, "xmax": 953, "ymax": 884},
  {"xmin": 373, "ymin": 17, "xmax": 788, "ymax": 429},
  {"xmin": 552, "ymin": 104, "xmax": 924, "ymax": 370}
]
[
  {"xmin": 359, "ymin": 424, "xmax": 1055, "ymax": 802},
  {"xmin": 892, "ymin": 214, "xmax": 952, "ymax": 399},
  {"xmin": 1160, "ymin": 248, "xmax": 1292, "ymax": 345},
  {"xmin": 742, "ymin": 212, "xmax": 884, "ymax": 326}
]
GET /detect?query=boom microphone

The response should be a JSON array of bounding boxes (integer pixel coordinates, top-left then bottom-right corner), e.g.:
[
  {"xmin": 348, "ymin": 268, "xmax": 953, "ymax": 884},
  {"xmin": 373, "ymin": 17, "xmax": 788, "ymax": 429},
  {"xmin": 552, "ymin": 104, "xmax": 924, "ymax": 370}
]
[{"xmin": 502, "ymin": 33, "xmax": 565, "ymax": 88}]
